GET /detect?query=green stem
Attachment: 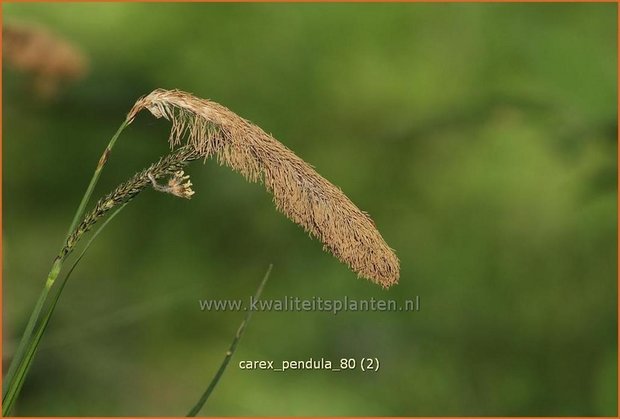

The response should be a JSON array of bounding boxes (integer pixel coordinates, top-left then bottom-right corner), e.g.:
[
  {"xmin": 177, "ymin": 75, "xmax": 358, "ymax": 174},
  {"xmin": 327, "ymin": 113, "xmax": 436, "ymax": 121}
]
[
  {"xmin": 2, "ymin": 121, "xmax": 129, "ymax": 412},
  {"xmin": 2, "ymin": 258, "xmax": 61, "ymax": 398},
  {"xmin": 2, "ymin": 204, "xmax": 129, "ymax": 416},
  {"xmin": 187, "ymin": 264, "xmax": 273, "ymax": 417},
  {"xmin": 66, "ymin": 120, "xmax": 128, "ymax": 240}
]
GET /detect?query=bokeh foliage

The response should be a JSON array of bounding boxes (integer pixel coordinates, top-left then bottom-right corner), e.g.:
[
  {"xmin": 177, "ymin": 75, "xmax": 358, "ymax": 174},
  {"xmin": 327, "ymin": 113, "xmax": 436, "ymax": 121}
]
[{"xmin": 2, "ymin": 3, "xmax": 617, "ymax": 416}]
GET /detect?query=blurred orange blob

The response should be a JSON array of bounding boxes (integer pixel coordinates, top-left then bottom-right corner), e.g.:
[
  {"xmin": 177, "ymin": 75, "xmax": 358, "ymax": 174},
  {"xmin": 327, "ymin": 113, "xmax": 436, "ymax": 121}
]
[{"xmin": 3, "ymin": 22, "xmax": 89, "ymax": 99}]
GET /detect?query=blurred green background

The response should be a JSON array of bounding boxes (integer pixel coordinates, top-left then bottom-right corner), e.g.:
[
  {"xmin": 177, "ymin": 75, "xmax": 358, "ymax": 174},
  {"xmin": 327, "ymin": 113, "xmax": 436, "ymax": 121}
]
[{"xmin": 2, "ymin": 3, "xmax": 617, "ymax": 416}]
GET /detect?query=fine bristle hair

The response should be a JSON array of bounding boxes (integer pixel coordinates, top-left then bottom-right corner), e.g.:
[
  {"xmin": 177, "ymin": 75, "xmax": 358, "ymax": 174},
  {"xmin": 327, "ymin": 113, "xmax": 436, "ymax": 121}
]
[{"xmin": 127, "ymin": 89, "xmax": 399, "ymax": 287}]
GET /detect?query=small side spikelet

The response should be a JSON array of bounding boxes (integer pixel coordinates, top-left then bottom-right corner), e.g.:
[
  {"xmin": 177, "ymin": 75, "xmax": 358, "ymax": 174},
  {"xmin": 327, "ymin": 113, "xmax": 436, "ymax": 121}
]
[
  {"xmin": 148, "ymin": 170, "xmax": 195, "ymax": 199},
  {"xmin": 127, "ymin": 89, "xmax": 399, "ymax": 287}
]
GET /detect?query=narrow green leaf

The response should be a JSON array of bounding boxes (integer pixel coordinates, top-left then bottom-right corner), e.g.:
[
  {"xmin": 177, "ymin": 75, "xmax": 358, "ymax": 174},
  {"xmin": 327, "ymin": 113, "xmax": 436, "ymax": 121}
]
[
  {"xmin": 3, "ymin": 121, "xmax": 129, "ymax": 404},
  {"xmin": 2, "ymin": 204, "xmax": 128, "ymax": 416},
  {"xmin": 187, "ymin": 264, "xmax": 273, "ymax": 417}
]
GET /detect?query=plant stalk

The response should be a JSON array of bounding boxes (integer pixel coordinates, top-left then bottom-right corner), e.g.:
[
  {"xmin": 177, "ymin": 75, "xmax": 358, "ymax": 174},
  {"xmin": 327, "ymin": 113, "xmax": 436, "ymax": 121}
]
[
  {"xmin": 65, "ymin": 120, "xmax": 128, "ymax": 239},
  {"xmin": 2, "ymin": 204, "xmax": 129, "ymax": 416},
  {"xmin": 2, "ymin": 121, "xmax": 130, "ymax": 413},
  {"xmin": 187, "ymin": 264, "xmax": 273, "ymax": 417}
]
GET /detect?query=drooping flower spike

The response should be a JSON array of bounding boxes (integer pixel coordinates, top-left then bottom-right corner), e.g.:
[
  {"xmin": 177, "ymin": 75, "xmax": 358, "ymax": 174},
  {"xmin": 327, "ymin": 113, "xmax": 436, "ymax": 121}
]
[{"xmin": 127, "ymin": 89, "xmax": 400, "ymax": 288}]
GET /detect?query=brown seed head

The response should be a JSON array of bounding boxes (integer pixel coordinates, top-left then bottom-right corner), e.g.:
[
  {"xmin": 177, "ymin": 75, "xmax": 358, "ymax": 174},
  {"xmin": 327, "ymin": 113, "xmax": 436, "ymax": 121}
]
[{"xmin": 127, "ymin": 89, "xmax": 400, "ymax": 287}]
